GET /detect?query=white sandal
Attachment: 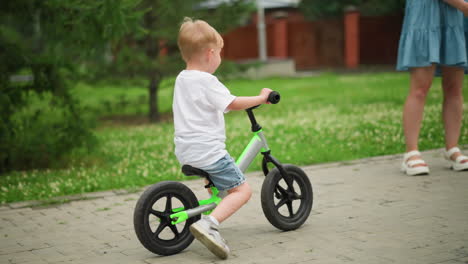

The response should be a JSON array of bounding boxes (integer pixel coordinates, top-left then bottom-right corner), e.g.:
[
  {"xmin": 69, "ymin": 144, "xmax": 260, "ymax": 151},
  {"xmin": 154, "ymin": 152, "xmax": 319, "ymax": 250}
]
[
  {"xmin": 401, "ymin": 150, "xmax": 430, "ymax": 176},
  {"xmin": 444, "ymin": 147, "xmax": 468, "ymax": 171}
]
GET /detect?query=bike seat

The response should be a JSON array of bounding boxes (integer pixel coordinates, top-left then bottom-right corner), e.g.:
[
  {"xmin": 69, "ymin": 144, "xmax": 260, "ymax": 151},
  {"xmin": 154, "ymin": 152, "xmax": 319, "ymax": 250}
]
[{"xmin": 181, "ymin": 165, "xmax": 210, "ymax": 178}]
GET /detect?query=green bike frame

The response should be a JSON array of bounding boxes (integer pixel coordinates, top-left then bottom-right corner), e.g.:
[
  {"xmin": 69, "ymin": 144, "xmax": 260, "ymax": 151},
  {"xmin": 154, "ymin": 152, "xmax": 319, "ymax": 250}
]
[
  {"xmin": 169, "ymin": 105, "xmax": 292, "ymax": 225},
  {"xmin": 169, "ymin": 129, "xmax": 271, "ymax": 225},
  {"xmin": 236, "ymin": 130, "xmax": 270, "ymax": 172}
]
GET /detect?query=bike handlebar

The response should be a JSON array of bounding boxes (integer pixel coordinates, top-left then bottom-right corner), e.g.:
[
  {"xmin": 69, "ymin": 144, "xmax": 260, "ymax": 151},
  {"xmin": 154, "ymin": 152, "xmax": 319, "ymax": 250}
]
[
  {"xmin": 247, "ymin": 91, "xmax": 281, "ymax": 111},
  {"xmin": 267, "ymin": 91, "xmax": 281, "ymax": 104},
  {"xmin": 246, "ymin": 91, "xmax": 280, "ymax": 132}
]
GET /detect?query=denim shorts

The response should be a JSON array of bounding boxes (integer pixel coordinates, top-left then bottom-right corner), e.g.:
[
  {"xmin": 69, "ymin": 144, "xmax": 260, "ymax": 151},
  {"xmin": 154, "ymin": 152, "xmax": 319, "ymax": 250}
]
[{"xmin": 199, "ymin": 154, "xmax": 245, "ymax": 191}]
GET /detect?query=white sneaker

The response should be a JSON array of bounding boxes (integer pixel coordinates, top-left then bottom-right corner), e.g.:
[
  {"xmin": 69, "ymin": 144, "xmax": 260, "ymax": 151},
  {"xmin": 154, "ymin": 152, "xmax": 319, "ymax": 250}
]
[{"xmin": 190, "ymin": 216, "xmax": 230, "ymax": 259}]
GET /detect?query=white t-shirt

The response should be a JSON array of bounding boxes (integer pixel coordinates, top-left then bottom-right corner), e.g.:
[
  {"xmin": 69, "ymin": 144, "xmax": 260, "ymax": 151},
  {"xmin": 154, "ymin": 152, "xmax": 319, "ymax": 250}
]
[{"xmin": 173, "ymin": 70, "xmax": 236, "ymax": 167}]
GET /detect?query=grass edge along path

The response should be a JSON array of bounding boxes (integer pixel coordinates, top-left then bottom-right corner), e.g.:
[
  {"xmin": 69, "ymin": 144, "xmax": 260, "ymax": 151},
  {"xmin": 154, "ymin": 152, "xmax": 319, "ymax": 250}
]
[{"xmin": 1, "ymin": 72, "xmax": 468, "ymax": 204}]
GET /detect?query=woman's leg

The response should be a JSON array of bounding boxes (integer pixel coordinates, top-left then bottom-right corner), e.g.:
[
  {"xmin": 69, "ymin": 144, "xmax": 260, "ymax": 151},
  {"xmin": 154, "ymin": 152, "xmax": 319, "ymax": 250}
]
[
  {"xmin": 403, "ymin": 66, "xmax": 436, "ymax": 165},
  {"xmin": 441, "ymin": 66, "xmax": 467, "ymax": 163}
]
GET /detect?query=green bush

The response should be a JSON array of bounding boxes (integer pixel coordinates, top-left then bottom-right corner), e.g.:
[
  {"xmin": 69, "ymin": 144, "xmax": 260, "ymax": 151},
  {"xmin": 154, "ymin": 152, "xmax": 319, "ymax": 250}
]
[
  {"xmin": 2, "ymin": 91, "xmax": 97, "ymax": 171},
  {"xmin": 216, "ymin": 60, "xmax": 262, "ymax": 80}
]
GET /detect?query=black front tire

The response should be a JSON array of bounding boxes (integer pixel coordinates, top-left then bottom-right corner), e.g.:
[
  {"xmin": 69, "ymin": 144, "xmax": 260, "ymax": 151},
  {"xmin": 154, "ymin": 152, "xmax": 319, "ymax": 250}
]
[
  {"xmin": 133, "ymin": 181, "xmax": 200, "ymax": 255},
  {"xmin": 261, "ymin": 165, "xmax": 313, "ymax": 231}
]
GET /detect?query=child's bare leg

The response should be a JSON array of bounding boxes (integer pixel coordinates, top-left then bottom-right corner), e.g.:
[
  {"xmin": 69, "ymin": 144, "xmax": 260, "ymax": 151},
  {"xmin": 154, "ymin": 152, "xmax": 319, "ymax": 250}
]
[{"xmin": 210, "ymin": 182, "xmax": 252, "ymax": 223}]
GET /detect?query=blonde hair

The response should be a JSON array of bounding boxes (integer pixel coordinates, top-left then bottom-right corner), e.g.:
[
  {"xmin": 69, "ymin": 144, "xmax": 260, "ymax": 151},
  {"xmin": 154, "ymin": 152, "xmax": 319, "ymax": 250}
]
[{"xmin": 177, "ymin": 17, "xmax": 224, "ymax": 62}]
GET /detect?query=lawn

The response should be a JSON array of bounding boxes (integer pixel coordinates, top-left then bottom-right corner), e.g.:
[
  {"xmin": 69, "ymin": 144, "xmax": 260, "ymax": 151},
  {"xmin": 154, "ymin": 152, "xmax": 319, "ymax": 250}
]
[{"xmin": 2, "ymin": 72, "xmax": 468, "ymax": 204}]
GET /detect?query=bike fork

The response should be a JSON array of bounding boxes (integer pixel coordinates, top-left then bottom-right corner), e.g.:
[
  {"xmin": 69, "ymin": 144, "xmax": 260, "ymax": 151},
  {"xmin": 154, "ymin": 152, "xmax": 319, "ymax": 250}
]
[{"xmin": 262, "ymin": 152, "xmax": 296, "ymax": 193}]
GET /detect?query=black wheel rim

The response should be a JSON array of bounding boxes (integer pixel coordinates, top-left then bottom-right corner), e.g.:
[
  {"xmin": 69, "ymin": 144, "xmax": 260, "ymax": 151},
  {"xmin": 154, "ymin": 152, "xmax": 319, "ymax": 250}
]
[
  {"xmin": 144, "ymin": 192, "xmax": 192, "ymax": 245},
  {"xmin": 273, "ymin": 171, "xmax": 308, "ymax": 219}
]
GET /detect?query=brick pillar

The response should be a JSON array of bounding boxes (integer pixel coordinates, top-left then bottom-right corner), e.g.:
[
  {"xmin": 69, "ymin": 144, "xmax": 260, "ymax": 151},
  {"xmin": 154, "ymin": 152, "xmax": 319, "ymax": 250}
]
[
  {"xmin": 271, "ymin": 18, "xmax": 288, "ymax": 58},
  {"xmin": 344, "ymin": 7, "xmax": 360, "ymax": 69},
  {"xmin": 159, "ymin": 40, "xmax": 168, "ymax": 56}
]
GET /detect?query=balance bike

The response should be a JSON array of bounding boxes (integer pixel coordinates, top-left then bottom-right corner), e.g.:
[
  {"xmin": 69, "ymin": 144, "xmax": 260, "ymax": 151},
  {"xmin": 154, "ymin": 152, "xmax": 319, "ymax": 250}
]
[{"xmin": 133, "ymin": 91, "xmax": 313, "ymax": 255}]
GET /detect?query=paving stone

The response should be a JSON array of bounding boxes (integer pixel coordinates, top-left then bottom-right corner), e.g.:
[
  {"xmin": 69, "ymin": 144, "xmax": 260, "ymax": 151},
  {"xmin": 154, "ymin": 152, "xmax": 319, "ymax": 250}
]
[
  {"xmin": 0, "ymin": 251, "xmax": 42, "ymax": 263},
  {"xmin": 9, "ymin": 202, "xmax": 41, "ymax": 209},
  {"xmin": 2, "ymin": 149, "xmax": 468, "ymax": 263}
]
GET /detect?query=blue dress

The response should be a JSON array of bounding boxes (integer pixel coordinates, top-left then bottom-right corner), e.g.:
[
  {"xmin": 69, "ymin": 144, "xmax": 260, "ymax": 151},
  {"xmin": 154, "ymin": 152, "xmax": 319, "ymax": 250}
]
[{"xmin": 397, "ymin": 0, "xmax": 468, "ymax": 73}]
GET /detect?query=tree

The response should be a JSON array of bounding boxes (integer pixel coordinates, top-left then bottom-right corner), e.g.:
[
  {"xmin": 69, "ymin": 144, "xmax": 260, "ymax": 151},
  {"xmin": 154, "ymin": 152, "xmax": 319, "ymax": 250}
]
[
  {"xmin": 0, "ymin": 0, "xmax": 144, "ymax": 172},
  {"xmin": 299, "ymin": 0, "xmax": 405, "ymax": 20},
  {"xmin": 112, "ymin": 0, "xmax": 254, "ymax": 122}
]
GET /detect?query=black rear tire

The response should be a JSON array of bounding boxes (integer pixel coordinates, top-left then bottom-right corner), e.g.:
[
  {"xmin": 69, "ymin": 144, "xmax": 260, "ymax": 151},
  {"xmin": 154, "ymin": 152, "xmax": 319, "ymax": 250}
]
[
  {"xmin": 133, "ymin": 181, "xmax": 200, "ymax": 255},
  {"xmin": 261, "ymin": 165, "xmax": 313, "ymax": 231}
]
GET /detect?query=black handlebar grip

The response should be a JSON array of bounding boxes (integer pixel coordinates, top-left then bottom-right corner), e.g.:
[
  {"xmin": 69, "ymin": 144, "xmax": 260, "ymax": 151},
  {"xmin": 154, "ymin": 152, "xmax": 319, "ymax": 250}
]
[{"xmin": 268, "ymin": 91, "xmax": 281, "ymax": 104}]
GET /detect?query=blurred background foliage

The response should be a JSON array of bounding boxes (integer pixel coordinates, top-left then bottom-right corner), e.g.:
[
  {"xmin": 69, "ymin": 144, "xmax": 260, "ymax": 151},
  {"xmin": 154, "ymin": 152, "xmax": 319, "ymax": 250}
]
[
  {"xmin": 1, "ymin": 0, "xmax": 144, "ymax": 172},
  {"xmin": 0, "ymin": 0, "xmax": 253, "ymax": 173}
]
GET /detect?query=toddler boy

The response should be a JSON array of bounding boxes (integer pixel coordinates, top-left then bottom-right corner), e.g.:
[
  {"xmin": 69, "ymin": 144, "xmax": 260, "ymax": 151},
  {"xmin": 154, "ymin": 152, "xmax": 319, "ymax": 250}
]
[{"xmin": 173, "ymin": 17, "xmax": 272, "ymax": 259}]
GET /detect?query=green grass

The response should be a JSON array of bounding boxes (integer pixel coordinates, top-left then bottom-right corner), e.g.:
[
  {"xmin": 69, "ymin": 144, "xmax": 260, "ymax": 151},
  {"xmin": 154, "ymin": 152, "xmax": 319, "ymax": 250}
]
[
  {"xmin": 72, "ymin": 78, "xmax": 176, "ymax": 117},
  {"xmin": 1, "ymin": 72, "xmax": 468, "ymax": 204}
]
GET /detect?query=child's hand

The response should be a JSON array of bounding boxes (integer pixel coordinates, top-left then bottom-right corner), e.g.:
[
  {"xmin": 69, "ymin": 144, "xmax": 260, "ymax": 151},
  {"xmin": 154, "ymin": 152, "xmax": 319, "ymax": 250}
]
[
  {"xmin": 227, "ymin": 88, "xmax": 273, "ymax": 111},
  {"xmin": 260, "ymin": 88, "xmax": 273, "ymax": 104}
]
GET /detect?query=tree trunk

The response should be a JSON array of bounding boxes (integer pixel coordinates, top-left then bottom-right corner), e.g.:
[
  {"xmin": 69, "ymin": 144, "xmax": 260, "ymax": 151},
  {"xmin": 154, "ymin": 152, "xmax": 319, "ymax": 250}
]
[{"xmin": 148, "ymin": 73, "xmax": 160, "ymax": 123}]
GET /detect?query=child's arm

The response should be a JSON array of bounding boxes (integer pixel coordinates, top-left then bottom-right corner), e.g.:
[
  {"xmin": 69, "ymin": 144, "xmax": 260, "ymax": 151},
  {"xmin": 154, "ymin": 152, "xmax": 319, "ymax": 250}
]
[
  {"xmin": 227, "ymin": 88, "xmax": 272, "ymax": 111},
  {"xmin": 444, "ymin": 0, "xmax": 468, "ymax": 16}
]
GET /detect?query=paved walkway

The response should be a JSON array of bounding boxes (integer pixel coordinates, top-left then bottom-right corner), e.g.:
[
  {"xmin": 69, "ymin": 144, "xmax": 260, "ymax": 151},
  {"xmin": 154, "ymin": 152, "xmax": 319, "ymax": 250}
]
[{"xmin": 1, "ymin": 149, "xmax": 468, "ymax": 264}]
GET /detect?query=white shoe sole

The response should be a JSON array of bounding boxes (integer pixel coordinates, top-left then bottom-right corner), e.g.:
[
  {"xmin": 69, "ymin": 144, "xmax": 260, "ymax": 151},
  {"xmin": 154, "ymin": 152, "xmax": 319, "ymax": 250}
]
[
  {"xmin": 451, "ymin": 162, "xmax": 468, "ymax": 171},
  {"xmin": 401, "ymin": 164, "xmax": 429, "ymax": 176},
  {"xmin": 190, "ymin": 223, "xmax": 229, "ymax": 259}
]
